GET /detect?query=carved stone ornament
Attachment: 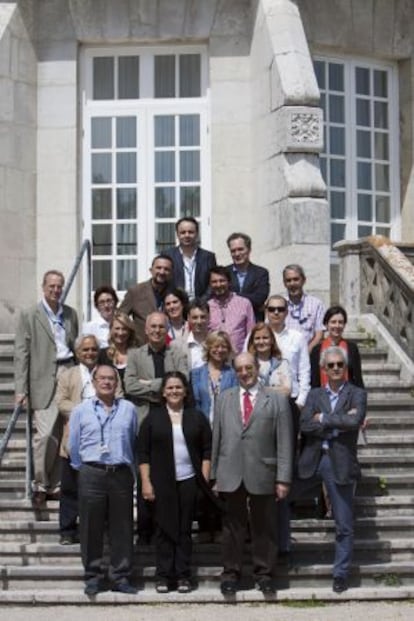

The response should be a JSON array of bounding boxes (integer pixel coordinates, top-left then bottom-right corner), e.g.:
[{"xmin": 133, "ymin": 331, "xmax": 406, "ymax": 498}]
[{"xmin": 290, "ymin": 112, "xmax": 321, "ymax": 144}]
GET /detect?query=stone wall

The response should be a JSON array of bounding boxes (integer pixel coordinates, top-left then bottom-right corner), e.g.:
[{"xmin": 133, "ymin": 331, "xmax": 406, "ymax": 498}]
[{"xmin": 0, "ymin": 2, "xmax": 37, "ymax": 330}]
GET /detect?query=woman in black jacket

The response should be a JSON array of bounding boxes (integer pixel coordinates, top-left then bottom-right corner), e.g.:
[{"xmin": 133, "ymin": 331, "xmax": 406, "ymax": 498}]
[{"xmin": 138, "ymin": 371, "xmax": 217, "ymax": 593}]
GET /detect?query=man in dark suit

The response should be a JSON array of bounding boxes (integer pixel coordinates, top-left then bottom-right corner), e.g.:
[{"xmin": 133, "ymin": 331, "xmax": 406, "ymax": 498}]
[
  {"xmin": 14, "ymin": 269, "xmax": 79, "ymax": 507},
  {"xmin": 225, "ymin": 232, "xmax": 269, "ymax": 321},
  {"xmin": 163, "ymin": 217, "xmax": 216, "ymax": 301},
  {"xmin": 120, "ymin": 254, "xmax": 174, "ymax": 346},
  {"xmin": 211, "ymin": 352, "xmax": 294, "ymax": 595},
  {"xmin": 294, "ymin": 346, "xmax": 367, "ymax": 593}
]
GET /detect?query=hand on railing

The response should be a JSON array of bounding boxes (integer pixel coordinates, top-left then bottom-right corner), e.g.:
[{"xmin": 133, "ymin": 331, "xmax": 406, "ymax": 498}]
[{"xmin": 15, "ymin": 393, "xmax": 27, "ymax": 407}]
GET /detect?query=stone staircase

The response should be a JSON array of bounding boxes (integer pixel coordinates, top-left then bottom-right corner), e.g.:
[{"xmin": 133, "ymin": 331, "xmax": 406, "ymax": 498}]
[{"xmin": 0, "ymin": 327, "xmax": 414, "ymax": 604}]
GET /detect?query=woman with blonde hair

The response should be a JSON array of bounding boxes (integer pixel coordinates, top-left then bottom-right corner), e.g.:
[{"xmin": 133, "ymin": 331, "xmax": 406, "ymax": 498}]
[
  {"xmin": 99, "ymin": 311, "xmax": 137, "ymax": 391},
  {"xmin": 247, "ymin": 322, "xmax": 291, "ymax": 395}
]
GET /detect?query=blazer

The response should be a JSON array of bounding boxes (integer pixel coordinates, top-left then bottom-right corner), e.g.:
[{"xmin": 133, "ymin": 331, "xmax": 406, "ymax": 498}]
[
  {"xmin": 138, "ymin": 405, "xmax": 219, "ymax": 542},
  {"xmin": 164, "ymin": 246, "xmax": 216, "ymax": 300},
  {"xmin": 124, "ymin": 343, "xmax": 188, "ymax": 423},
  {"xmin": 191, "ymin": 363, "xmax": 239, "ymax": 421},
  {"xmin": 310, "ymin": 340, "xmax": 364, "ymax": 389},
  {"xmin": 14, "ymin": 302, "xmax": 78, "ymax": 410},
  {"xmin": 298, "ymin": 382, "xmax": 367, "ymax": 485},
  {"xmin": 56, "ymin": 364, "xmax": 123, "ymax": 457},
  {"xmin": 211, "ymin": 385, "xmax": 294, "ymax": 494},
  {"xmin": 119, "ymin": 280, "xmax": 171, "ymax": 346},
  {"xmin": 226, "ymin": 262, "xmax": 270, "ymax": 321}
]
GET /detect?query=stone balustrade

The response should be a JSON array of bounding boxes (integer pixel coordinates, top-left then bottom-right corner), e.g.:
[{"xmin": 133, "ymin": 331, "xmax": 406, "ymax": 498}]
[{"xmin": 335, "ymin": 236, "xmax": 414, "ymax": 361}]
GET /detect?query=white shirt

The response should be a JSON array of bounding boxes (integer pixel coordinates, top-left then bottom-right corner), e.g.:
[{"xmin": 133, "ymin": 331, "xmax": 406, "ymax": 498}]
[
  {"xmin": 186, "ymin": 332, "xmax": 205, "ymax": 370},
  {"xmin": 179, "ymin": 247, "xmax": 197, "ymax": 300},
  {"xmin": 238, "ymin": 382, "xmax": 260, "ymax": 416},
  {"xmin": 82, "ymin": 318, "xmax": 110, "ymax": 348},
  {"xmin": 79, "ymin": 364, "xmax": 96, "ymax": 400},
  {"xmin": 171, "ymin": 422, "xmax": 195, "ymax": 481},
  {"xmin": 42, "ymin": 298, "xmax": 73, "ymax": 361},
  {"xmin": 274, "ymin": 327, "xmax": 310, "ymax": 407}
]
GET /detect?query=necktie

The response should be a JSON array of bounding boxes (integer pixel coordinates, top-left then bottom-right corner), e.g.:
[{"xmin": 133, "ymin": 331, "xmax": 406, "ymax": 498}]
[{"xmin": 243, "ymin": 391, "xmax": 253, "ymax": 426}]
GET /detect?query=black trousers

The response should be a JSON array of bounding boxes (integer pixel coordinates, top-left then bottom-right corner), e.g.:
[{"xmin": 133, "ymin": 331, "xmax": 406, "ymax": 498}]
[
  {"xmin": 220, "ymin": 484, "xmax": 278, "ymax": 582},
  {"xmin": 155, "ymin": 476, "xmax": 197, "ymax": 581},
  {"xmin": 78, "ymin": 463, "xmax": 134, "ymax": 585},
  {"xmin": 59, "ymin": 456, "xmax": 78, "ymax": 536}
]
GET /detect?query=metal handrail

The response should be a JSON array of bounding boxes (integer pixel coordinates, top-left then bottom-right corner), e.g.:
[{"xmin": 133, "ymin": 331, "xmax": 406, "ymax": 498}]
[
  {"xmin": 0, "ymin": 404, "xmax": 23, "ymax": 464},
  {"xmin": 61, "ymin": 238, "xmax": 92, "ymax": 321}
]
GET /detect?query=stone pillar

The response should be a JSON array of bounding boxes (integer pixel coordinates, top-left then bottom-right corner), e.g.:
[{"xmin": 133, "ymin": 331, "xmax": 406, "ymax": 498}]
[{"xmin": 334, "ymin": 240, "xmax": 363, "ymax": 315}]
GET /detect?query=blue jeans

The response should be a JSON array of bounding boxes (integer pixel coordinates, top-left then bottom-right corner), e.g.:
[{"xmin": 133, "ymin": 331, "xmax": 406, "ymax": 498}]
[{"xmin": 288, "ymin": 454, "xmax": 355, "ymax": 579}]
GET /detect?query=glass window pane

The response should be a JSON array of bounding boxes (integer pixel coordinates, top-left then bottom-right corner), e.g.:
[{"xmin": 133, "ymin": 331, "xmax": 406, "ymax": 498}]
[
  {"xmin": 358, "ymin": 225, "xmax": 373, "ymax": 238},
  {"xmin": 330, "ymin": 191, "xmax": 345, "ymax": 219},
  {"xmin": 117, "ymin": 223, "xmax": 137, "ymax": 255},
  {"xmin": 374, "ymin": 70, "xmax": 388, "ymax": 98},
  {"xmin": 180, "ymin": 187, "xmax": 200, "ymax": 217},
  {"xmin": 155, "ymin": 152, "xmax": 175, "ymax": 182},
  {"xmin": 92, "ymin": 189, "xmax": 112, "ymax": 219},
  {"xmin": 116, "ymin": 153, "xmax": 136, "ymax": 183},
  {"xmin": 374, "ymin": 101, "xmax": 388, "ymax": 129},
  {"xmin": 155, "ymin": 55, "xmax": 175, "ymax": 98},
  {"xmin": 179, "ymin": 54, "xmax": 201, "ymax": 97},
  {"xmin": 356, "ymin": 99, "xmax": 370, "ymax": 126},
  {"xmin": 155, "ymin": 116, "xmax": 175, "ymax": 147},
  {"xmin": 117, "ymin": 260, "xmax": 136, "ymax": 290},
  {"xmin": 328, "ymin": 95, "xmax": 344, "ymax": 123},
  {"xmin": 357, "ymin": 162, "xmax": 372, "ymax": 190},
  {"xmin": 92, "ymin": 153, "xmax": 112, "ymax": 184},
  {"xmin": 375, "ymin": 163, "xmax": 389, "ymax": 192},
  {"xmin": 91, "ymin": 118, "xmax": 111, "ymax": 148},
  {"xmin": 329, "ymin": 127, "xmax": 345, "ymax": 155},
  {"xmin": 93, "ymin": 260, "xmax": 112, "ymax": 290},
  {"xmin": 155, "ymin": 187, "xmax": 175, "ymax": 218},
  {"xmin": 116, "ymin": 188, "xmax": 136, "ymax": 219},
  {"xmin": 314, "ymin": 60, "xmax": 325, "ymax": 89},
  {"xmin": 116, "ymin": 117, "xmax": 136, "ymax": 148},
  {"xmin": 320, "ymin": 156, "xmax": 327, "ymax": 182},
  {"xmin": 376, "ymin": 196, "xmax": 390, "ymax": 222},
  {"xmin": 331, "ymin": 223, "xmax": 346, "ymax": 246},
  {"xmin": 93, "ymin": 224, "xmax": 112, "ymax": 255},
  {"xmin": 358, "ymin": 194, "xmax": 372, "ymax": 221},
  {"xmin": 356, "ymin": 67, "xmax": 370, "ymax": 95},
  {"xmin": 180, "ymin": 115, "xmax": 200, "ymax": 146},
  {"xmin": 93, "ymin": 57, "xmax": 114, "ymax": 100},
  {"xmin": 376, "ymin": 226, "xmax": 390, "ymax": 237},
  {"xmin": 328, "ymin": 63, "xmax": 344, "ymax": 91},
  {"xmin": 330, "ymin": 159, "xmax": 345, "ymax": 187},
  {"xmin": 357, "ymin": 130, "xmax": 371, "ymax": 158},
  {"xmin": 375, "ymin": 132, "xmax": 389, "ymax": 160},
  {"xmin": 180, "ymin": 151, "xmax": 200, "ymax": 182},
  {"xmin": 118, "ymin": 56, "xmax": 139, "ymax": 99},
  {"xmin": 155, "ymin": 222, "xmax": 176, "ymax": 253}
]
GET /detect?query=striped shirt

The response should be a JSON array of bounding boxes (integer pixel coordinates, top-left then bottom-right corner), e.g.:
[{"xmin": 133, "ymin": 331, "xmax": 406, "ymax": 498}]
[
  {"xmin": 208, "ymin": 292, "xmax": 255, "ymax": 354},
  {"xmin": 285, "ymin": 292, "xmax": 325, "ymax": 344}
]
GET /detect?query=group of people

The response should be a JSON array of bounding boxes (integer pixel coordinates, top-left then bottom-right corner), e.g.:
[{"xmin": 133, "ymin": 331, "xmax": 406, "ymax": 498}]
[{"xmin": 13, "ymin": 216, "xmax": 367, "ymax": 597}]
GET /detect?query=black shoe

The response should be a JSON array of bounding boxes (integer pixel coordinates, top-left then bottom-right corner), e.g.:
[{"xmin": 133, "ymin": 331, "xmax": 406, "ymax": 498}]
[
  {"xmin": 220, "ymin": 580, "xmax": 237, "ymax": 595},
  {"xmin": 256, "ymin": 578, "xmax": 276, "ymax": 594},
  {"xmin": 155, "ymin": 580, "xmax": 169, "ymax": 593},
  {"xmin": 177, "ymin": 578, "xmax": 192, "ymax": 593},
  {"xmin": 32, "ymin": 491, "xmax": 47, "ymax": 508},
  {"xmin": 84, "ymin": 582, "xmax": 101, "ymax": 596},
  {"xmin": 332, "ymin": 576, "xmax": 348, "ymax": 593},
  {"xmin": 112, "ymin": 581, "xmax": 137, "ymax": 594}
]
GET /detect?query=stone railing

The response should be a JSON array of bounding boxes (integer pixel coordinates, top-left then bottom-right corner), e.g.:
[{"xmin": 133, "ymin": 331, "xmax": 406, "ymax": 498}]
[{"xmin": 335, "ymin": 236, "xmax": 414, "ymax": 361}]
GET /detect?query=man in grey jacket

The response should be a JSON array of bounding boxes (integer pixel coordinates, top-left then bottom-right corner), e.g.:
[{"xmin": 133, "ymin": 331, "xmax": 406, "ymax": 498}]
[{"xmin": 211, "ymin": 352, "xmax": 294, "ymax": 595}]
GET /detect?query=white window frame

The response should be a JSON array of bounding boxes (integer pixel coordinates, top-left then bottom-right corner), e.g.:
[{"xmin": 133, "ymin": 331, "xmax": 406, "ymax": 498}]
[
  {"xmin": 80, "ymin": 45, "xmax": 211, "ymax": 313},
  {"xmin": 314, "ymin": 54, "xmax": 400, "ymax": 257}
]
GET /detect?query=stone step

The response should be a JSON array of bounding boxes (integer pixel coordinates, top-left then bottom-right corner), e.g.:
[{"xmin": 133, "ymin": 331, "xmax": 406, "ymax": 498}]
[
  {"xmin": 357, "ymin": 475, "xmax": 414, "ymax": 496},
  {"xmin": 1, "ymin": 560, "xmax": 413, "ymax": 590},
  {"xmin": 361, "ymin": 363, "xmax": 401, "ymax": 377}
]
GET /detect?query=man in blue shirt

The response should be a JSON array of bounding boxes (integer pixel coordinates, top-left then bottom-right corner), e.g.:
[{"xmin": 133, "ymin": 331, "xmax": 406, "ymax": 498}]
[{"xmin": 69, "ymin": 364, "xmax": 137, "ymax": 596}]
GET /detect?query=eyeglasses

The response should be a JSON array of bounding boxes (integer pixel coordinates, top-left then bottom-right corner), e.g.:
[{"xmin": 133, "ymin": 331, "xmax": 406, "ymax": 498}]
[
  {"xmin": 326, "ymin": 361, "xmax": 345, "ymax": 369},
  {"xmin": 266, "ymin": 305, "xmax": 287, "ymax": 314},
  {"xmin": 97, "ymin": 298, "xmax": 115, "ymax": 308}
]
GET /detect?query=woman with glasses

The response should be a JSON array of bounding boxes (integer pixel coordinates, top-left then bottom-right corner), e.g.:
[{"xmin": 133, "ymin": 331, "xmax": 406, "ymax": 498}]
[
  {"xmin": 247, "ymin": 322, "xmax": 291, "ymax": 395},
  {"xmin": 310, "ymin": 305, "xmax": 364, "ymax": 389},
  {"xmin": 82, "ymin": 285, "xmax": 119, "ymax": 348}
]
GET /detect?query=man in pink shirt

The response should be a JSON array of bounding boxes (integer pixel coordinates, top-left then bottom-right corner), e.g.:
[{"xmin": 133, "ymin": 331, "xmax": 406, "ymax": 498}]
[{"xmin": 208, "ymin": 266, "xmax": 255, "ymax": 354}]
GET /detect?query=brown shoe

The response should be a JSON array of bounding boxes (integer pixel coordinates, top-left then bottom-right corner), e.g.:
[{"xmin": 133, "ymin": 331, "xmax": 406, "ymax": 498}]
[{"xmin": 32, "ymin": 491, "xmax": 47, "ymax": 508}]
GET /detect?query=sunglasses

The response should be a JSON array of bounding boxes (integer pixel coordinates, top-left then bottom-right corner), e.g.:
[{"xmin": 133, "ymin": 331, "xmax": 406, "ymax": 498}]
[
  {"xmin": 326, "ymin": 361, "xmax": 345, "ymax": 369},
  {"xmin": 267, "ymin": 305, "xmax": 287, "ymax": 314}
]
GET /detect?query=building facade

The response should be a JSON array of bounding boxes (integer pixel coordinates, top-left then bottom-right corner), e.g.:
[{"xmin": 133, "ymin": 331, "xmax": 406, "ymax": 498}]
[{"xmin": 0, "ymin": 0, "xmax": 412, "ymax": 329}]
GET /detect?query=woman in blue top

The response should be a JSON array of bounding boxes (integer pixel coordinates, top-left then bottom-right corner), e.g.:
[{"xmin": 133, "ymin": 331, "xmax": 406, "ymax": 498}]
[{"xmin": 191, "ymin": 330, "xmax": 238, "ymax": 425}]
